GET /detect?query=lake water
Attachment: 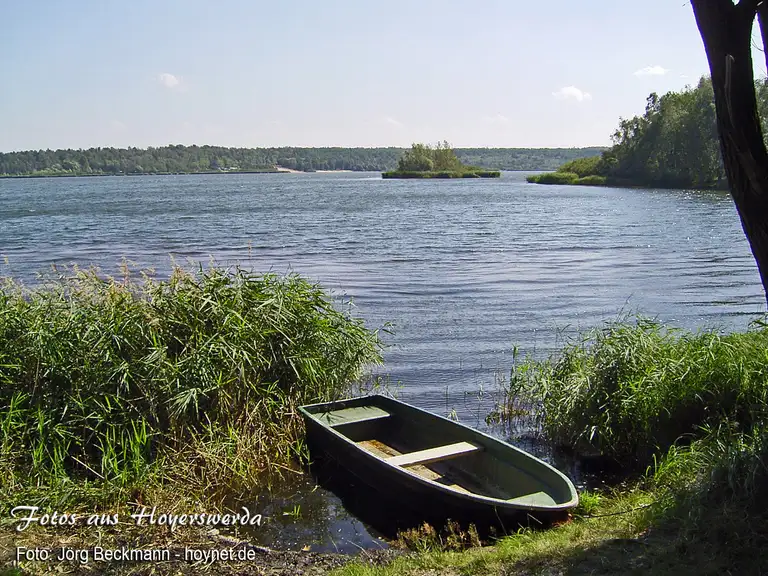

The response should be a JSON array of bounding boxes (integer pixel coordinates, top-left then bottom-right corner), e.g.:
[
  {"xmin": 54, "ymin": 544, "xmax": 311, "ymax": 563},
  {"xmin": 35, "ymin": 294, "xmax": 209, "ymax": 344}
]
[{"xmin": 1, "ymin": 171, "xmax": 765, "ymax": 550}]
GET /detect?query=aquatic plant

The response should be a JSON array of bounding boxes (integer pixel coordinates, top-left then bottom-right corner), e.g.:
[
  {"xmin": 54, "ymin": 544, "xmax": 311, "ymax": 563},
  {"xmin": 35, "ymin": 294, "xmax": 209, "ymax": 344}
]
[
  {"xmin": 526, "ymin": 171, "xmax": 579, "ymax": 185},
  {"xmin": 0, "ymin": 264, "xmax": 382, "ymax": 504},
  {"xmin": 506, "ymin": 316, "xmax": 768, "ymax": 466}
]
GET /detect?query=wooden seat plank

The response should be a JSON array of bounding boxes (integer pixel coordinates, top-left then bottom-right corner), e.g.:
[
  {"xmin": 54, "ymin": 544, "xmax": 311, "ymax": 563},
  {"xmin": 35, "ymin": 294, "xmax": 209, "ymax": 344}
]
[
  {"xmin": 317, "ymin": 406, "xmax": 390, "ymax": 427},
  {"xmin": 386, "ymin": 441, "xmax": 481, "ymax": 467}
]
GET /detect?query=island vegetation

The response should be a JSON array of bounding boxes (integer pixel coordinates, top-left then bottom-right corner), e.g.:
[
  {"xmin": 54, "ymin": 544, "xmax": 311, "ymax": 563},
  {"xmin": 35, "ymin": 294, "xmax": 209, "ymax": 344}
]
[
  {"xmin": 528, "ymin": 76, "xmax": 768, "ymax": 189},
  {"xmin": 382, "ymin": 142, "xmax": 501, "ymax": 179},
  {"xmin": 0, "ymin": 145, "xmax": 602, "ymax": 178}
]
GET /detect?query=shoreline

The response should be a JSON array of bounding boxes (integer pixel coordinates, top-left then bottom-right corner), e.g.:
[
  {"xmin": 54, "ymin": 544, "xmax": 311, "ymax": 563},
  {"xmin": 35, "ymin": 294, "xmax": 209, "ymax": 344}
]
[{"xmin": 1, "ymin": 168, "xmax": 363, "ymax": 179}]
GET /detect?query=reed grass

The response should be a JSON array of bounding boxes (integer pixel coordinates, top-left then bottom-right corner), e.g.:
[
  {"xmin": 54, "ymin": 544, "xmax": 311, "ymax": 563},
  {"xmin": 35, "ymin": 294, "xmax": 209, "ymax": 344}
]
[
  {"xmin": 648, "ymin": 425, "xmax": 768, "ymax": 570},
  {"xmin": 506, "ymin": 315, "xmax": 768, "ymax": 467},
  {"xmin": 0, "ymin": 264, "xmax": 382, "ymax": 507}
]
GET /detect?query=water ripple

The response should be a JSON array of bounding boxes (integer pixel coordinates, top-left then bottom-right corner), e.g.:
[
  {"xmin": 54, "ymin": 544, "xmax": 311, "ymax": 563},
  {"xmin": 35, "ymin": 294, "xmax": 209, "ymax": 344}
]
[{"xmin": 0, "ymin": 171, "xmax": 764, "ymax": 410}]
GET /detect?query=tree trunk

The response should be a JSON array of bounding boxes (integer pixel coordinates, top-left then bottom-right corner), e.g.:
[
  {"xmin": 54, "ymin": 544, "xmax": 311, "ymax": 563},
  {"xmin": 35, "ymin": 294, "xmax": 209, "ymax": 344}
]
[{"xmin": 692, "ymin": 0, "xmax": 768, "ymax": 307}]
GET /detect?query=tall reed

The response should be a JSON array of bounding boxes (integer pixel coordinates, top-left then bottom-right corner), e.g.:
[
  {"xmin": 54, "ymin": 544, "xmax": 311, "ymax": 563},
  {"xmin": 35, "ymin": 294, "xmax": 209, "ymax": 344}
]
[
  {"xmin": 507, "ymin": 316, "xmax": 768, "ymax": 466},
  {"xmin": 0, "ymin": 264, "xmax": 382, "ymax": 503}
]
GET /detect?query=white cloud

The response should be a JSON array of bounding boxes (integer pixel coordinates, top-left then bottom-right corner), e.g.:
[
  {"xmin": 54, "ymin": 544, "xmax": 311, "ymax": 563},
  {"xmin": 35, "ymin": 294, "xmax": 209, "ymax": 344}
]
[
  {"xmin": 110, "ymin": 120, "xmax": 126, "ymax": 131},
  {"xmin": 633, "ymin": 65, "xmax": 670, "ymax": 77},
  {"xmin": 552, "ymin": 86, "xmax": 592, "ymax": 102},
  {"xmin": 158, "ymin": 72, "xmax": 181, "ymax": 88},
  {"xmin": 383, "ymin": 116, "xmax": 403, "ymax": 127},
  {"xmin": 482, "ymin": 114, "xmax": 510, "ymax": 124}
]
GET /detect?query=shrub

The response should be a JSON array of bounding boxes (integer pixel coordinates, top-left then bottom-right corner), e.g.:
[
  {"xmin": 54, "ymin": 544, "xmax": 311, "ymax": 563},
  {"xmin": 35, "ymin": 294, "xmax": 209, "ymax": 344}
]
[
  {"xmin": 575, "ymin": 175, "xmax": 607, "ymax": 186},
  {"xmin": 527, "ymin": 171, "xmax": 579, "ymax": 185},
  {"xmin": 557, "ymin": 155, "xmax": 605, "ymax": 177}
]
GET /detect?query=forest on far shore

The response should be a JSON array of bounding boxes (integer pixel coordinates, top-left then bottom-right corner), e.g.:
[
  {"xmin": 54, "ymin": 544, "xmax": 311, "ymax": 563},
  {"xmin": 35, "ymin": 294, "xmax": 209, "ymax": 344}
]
[
  {"xmin": 0, "ymin": 145, "xmax": 604, "ymax": 177},
  {"xmin": 530, "ymin": 76, "xmax": 768, "ymax": 189}
]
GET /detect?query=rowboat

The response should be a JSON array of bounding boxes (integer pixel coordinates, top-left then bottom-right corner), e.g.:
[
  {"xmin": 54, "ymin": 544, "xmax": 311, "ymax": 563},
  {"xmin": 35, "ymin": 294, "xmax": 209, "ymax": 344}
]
[{"xmin": 299, "ymin": 394, "xmax": 578, "ymax": 531}]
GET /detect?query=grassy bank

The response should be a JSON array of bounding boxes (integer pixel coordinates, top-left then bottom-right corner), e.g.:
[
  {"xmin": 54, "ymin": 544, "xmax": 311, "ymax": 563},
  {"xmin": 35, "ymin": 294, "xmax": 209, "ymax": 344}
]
[
  {"xmin": 508, "ymin": 317, "xmax": 768, "ymax": 467},
  {"xmin": 336, "ymin": 317, "xmax": 768, "ymax": 575},
  {"xmin": 526, "ymin": 157, "xmax": 608, "ymax": 186},
  {"xmin": 0, "ymin": 265, "xmax": 382, "ymax": 512},
  {"xmin": 381, "ymin": 170, "xmax": 501, "ymax": 179}
]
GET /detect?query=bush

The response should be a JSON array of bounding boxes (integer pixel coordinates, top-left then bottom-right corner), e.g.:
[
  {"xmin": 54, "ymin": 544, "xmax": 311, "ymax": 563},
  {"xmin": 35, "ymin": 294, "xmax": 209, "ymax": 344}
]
[
  {"xmin": 527, "ymin": 171, "xmax": 579, "ymax": 185},
  {"xmin": 575, "ymin": 175, "xmax": 607, "ymax": 186},
  {"xmin": 650, "ymin": 427, "xmax": 768, "ymax": 572},
  {"xmin": 557, "ymin": 155, "xmax": 605, "ymax": 177}
]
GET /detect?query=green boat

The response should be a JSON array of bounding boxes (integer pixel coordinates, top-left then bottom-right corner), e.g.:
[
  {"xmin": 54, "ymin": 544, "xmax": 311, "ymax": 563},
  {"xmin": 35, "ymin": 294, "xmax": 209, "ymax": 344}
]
[{"xmin": 299, "ymin": 394, "xmax": 578, "ymax": 530}]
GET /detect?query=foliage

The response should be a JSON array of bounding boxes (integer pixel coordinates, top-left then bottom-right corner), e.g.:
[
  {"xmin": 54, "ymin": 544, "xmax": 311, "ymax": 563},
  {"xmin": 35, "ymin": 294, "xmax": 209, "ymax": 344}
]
[
  {"xmin": 526, "ymin": 171, "xmax": 579, "ymax": 185},
  {"xmin": 333, "ymin": 490, "xmax": 662, "ymax": 576},
  {"xmin": 506, "ymin": 316, "xmax": 768, "ymax": 466},
  {"xmin": 530, "ymin": 76, "xmax": 768, "ymax": 189},
  {"xmin": 455, "ymin": 147, "xmax": 605, "ymax": 171},
  {"xmin": 394, "ymin": 520, "xmax": 482, "ymax": 552},
  {"xmin": 0, "ymin": 265, "xmax": 382, "ymax": 503},
  {"xmin": 382, "ymin": 170, "xmax": 500, "ymax": 179},
  {"xmin": 396, "ymin": 143, "xmax": 435, "ymax": 172},
  {"xmin": 389, "ymin": 142, "xmax": 503, "ymax": 178},
  {"xmin": 575, "ymin": 175, "xmax": 607, "ymax": 186},
  {"xmin": 0, "ymin": 145, "xmax": 605, "ymax": 176},
  {"xmin": 396, "ymin": 141, "xmax": 465, "ymax": 172},
  {"xmin": 603, "ymin": 77, "xmax": 727, "ymax": 188},
  {"xmin": 557, "ymin": 156, "xmax": 607, "ymax": 177}
]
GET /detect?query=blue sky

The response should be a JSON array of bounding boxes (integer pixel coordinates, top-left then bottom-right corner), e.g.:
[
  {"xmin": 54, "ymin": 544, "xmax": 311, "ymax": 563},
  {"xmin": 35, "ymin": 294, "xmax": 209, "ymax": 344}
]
[{"xmin": 0, "ymin": 0, "xmax": 760, "ymax": 151}]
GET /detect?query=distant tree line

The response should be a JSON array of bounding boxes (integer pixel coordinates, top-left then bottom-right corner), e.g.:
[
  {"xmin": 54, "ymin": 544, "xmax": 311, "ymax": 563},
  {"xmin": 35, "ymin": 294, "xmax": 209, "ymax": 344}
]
[
  {"xmin": 530, "ymin": 77, "xmax": 768, "ymax": 189},
  {"xmin": 0, "ymin": 145, "xmax": 603, "ymax": 177}
]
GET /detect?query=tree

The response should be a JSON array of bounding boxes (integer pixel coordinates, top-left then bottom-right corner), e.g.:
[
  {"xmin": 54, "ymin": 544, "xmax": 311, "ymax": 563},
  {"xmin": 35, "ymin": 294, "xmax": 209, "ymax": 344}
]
[
  {"xmin": 431, "ymin": 140, "xmax": 463, "ymax": 171},
  {"xmin": 397, "ymin": 143, "xmax": 434, "ymax": 172},
  {"xmin": 691, "ymin": 0, "xmax": 768, "ymax": 305}
]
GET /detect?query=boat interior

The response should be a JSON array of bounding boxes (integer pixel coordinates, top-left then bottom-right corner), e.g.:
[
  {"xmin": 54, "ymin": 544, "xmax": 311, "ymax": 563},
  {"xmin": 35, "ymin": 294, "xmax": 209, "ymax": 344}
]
[{"xmin": 309, "ymin": 401, "xmax": 570, "ymax": 507}]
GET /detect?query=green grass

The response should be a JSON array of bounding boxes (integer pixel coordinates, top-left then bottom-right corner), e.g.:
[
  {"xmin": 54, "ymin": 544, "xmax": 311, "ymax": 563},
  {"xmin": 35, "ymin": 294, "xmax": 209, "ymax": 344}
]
[
  {"xmin": 575, "ymin": 174, "xmax": 607, "ymax": 186},
  {"xmin": 526, "ymin": 171, "xmax": 579, "ymax": 185},
  {"xmin": 505, "ymin": 316, "xmax": 768, "ymax": 467},
  {"xmin": 333, "ymin": 490, "xmax": 661, "ymax": 576},
  {"xmin": 0, "ymin": 263, "xmax": 382, "ymax": 509},
  {"xmin": 556, "ymin": 156, "xmax": 604, "ymax": 177},
  {"xmin": 381, "ymin": 170, "xmax": 501, "ymax": 179}
]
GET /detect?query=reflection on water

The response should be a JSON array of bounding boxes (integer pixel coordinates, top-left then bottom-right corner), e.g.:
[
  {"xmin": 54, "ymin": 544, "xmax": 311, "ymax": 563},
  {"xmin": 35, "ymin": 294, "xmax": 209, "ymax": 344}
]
[
  {"xmin": 235, "ymin": 475, "xmax": 389, "ymax": 553},
  {"xmin": 1, "ymin": 171, "xmax": 765, "ymax": 549}
]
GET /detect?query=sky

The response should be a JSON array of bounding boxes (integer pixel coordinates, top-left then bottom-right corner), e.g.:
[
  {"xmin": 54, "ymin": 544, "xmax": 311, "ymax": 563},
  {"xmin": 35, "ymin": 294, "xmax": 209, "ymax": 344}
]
[{"xmin": 1, "ymin": 0, "xmax": 764, "ymax": 151}]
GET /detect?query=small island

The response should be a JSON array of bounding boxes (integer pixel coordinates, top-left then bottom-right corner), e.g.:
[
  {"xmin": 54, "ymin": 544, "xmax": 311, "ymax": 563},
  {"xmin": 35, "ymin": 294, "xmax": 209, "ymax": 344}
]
[{"xmin": 382, "ymin": 142, "xmax": 501, "ymax": 179}]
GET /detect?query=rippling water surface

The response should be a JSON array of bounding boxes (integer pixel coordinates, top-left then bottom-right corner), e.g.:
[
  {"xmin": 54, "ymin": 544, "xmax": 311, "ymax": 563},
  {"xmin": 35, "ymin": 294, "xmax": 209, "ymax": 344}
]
[
  {"xmin": 2, "ymin": 171, "xmax": 763, "ymax": 409},
  {"xmin": 1, "ymin": 171, "xmax": 765, "ymax": 550}
]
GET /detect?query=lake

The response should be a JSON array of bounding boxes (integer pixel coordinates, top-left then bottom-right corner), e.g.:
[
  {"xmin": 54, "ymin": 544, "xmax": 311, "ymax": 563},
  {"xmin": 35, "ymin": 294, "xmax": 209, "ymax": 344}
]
[{"xmin": 1, "ymin": 171, "xmax": 765, "ymax": 550}]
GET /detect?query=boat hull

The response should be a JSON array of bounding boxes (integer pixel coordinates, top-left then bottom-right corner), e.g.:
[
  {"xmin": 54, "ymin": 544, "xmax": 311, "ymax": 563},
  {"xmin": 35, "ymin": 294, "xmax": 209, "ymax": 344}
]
[{"xmin": 300, "ymin": 395, "xmax": 577, "ymax": 533}]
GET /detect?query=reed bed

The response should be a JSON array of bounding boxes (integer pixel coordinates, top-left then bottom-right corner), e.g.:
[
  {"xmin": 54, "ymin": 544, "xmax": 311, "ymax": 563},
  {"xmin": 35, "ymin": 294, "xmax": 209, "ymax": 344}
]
[
  {"xmin": 495, "ymin": 315, "xmax": 768, "ymax": 573},
  {"xmin": 0, "ymin": 264, "xmax": 382, "ymax": 506},
  {"xmin": 506, "ymin": 316, "xmax": 768, "ymax": 466}
]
